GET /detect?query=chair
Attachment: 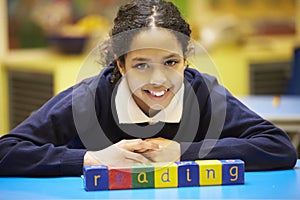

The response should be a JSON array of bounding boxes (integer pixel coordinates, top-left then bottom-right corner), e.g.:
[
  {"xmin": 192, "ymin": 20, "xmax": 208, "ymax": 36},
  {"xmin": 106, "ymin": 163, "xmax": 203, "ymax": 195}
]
[{"xmin": 286, "ymin": 46, "xmax": 300, "ymax": 95}]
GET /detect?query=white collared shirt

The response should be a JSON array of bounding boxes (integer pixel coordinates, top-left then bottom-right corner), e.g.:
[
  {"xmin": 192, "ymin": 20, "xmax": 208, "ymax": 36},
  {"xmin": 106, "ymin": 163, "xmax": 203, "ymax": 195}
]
[{"xmin": 115, "ymin": 78, "xmax": 184, "ymax": 125}]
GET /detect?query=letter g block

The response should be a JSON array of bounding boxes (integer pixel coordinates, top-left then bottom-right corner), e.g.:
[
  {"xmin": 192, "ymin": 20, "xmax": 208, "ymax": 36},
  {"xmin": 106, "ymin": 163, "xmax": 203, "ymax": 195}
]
[{"xmin": 220, "ymin": 159, "xmax": 244, "ymax": 185}]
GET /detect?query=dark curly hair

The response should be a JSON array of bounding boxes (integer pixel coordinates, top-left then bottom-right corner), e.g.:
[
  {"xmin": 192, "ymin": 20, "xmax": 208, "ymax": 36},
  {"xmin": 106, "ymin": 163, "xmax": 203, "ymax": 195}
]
[{"xmin": 99, "ymin": 0, "xmax": 192, "ymax": 86}]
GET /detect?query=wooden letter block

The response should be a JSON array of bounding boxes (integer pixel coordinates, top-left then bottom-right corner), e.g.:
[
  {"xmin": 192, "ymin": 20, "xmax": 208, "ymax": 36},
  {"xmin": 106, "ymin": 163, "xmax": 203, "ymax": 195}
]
[
  {"xmin": 153, "ymin": 162, "xmax": 178, "ymax": 188},
  {"xmin": 176, "ymin": 161, "xmax": 199, "ymax": 187},
  {"xmin": 131, "ymin": 163, "xmax": 154, "ymax": 188},
  {"xmin": 109, "ymin": 166, "xmax": 132, "ymax": 190},
  {"xmin": 82, "ymin": 159, "xmax": 245, "ymax": 191},
  {"xmin": 220, "ymin": 159, "xmax": 244, "ymax": 185},
  {"xmin": 83, "ymin": 165, "xmax": 109, "ymax": 191},
  {"xmin": 196, "ymin": 160, "xmax": 222, "ymax": 185}
]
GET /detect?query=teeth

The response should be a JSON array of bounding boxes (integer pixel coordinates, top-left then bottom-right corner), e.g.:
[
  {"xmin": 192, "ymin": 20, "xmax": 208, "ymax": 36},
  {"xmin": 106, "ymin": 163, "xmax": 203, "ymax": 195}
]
[{"xmin": 149, "ymin": 89, "xmax": 168, "ymax": 97}]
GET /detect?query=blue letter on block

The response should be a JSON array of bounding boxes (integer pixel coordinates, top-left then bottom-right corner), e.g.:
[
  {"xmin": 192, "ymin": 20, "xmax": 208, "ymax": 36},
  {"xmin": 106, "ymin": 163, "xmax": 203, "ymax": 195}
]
[
  {"xmin": 220, "ymin": 159, "xmax": 244, "ymax": 185},
  {"xmin": 176, "ymin": 161, "xmax": 199, "ymax": 187},
  {"xmin": 83, "ymin": 165, "xmax": 109, "ymax": 191}
]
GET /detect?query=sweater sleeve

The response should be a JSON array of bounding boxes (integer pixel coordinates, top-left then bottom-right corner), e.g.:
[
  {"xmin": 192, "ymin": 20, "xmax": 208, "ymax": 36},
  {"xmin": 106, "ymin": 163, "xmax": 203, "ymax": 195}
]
[
  {"xmin": 0, "ymin": 88, "xmax": 87, "ymax": 177},
  {"xmin": 180, "ymin": 73, "xmax": 297, "ymax": 171}
]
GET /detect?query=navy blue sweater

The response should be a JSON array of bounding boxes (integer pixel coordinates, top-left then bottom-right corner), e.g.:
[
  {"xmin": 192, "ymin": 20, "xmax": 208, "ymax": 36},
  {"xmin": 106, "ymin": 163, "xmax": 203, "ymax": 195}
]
[{"xmin": 0, "ymin": 67, "xmax": 297, "ymax": 176}]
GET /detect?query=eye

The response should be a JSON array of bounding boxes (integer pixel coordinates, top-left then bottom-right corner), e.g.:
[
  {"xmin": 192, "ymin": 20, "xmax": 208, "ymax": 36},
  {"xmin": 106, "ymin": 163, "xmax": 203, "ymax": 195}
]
[
  {"xmin": 165, "ymin": 60, "xmax": 178, "ymax": 66},
  {"xmin": 133, "ymin": 63, "xmax": 149, "ymax": 69}
]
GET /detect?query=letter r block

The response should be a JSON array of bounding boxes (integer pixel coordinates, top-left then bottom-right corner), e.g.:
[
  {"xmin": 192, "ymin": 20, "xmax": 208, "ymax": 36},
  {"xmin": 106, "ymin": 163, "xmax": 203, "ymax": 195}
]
[
  {"xmin": 109, "ymin": 166, "xmax": 132, "ymax": 190},
  {"xmin": 83, "ymin": 165, "xmax": 109, "ymax": 191},
  {"xmin": 131, "ymin": 163, "xmax": 154, "ymax": 188},
  {"xmin": 220, "ymin": 159, "xmax": 244, "ymax": 185},
  {"xmin": 176, "ymin": 161, "xmax": 199, "ymax": 187},
  {"xmin": 196, "ymin": 160, "xmax": 222, "ymax": 185},
  {"xmin": 153, "ymin": 162, "xmax": 178, "ymax": 188}
]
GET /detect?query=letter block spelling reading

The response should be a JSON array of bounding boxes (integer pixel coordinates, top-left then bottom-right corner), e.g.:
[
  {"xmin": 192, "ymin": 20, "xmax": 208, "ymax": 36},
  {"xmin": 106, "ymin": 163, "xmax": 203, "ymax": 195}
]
[
  {"xmin": 152, "ymin": 162, "xmax": 178, "ymax": 188},
  {"xmin": 196, "ymin": 160, "xmax": 222, "ymax": 185},
  {"xmin": 109, "ymin": 166, "xmax": 132, "ymax": 190},
  {"xmin": 131, "ymin": 163, "xmax": 154, "ymax": 188},
  {"xmin": 83, "ymin": 165, "xmax": 109, "ymax": 191},
  {"xmin": 220, "ymin": 159, "xmax": 244, "ymax": 185},
  {"xmin": 176, "ymin": 161, "xmax": 199, "ymax": 187},
  {"xmin": 83, "ymin": 159, "xmax": 244, "ymax": 191}
]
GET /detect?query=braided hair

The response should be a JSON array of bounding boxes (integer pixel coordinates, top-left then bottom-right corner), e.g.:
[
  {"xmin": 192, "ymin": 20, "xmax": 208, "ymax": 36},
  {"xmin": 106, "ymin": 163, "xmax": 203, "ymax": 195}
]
[{"xmin": 99, "ymin": 0, "xmax": 191, "ymax": 86}]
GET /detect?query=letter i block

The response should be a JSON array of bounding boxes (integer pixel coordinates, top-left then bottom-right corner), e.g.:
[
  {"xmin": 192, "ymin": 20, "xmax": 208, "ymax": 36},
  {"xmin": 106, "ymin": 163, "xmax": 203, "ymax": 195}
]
[
  {"xmin": 83, "ymin": 165, "xmax": 109, "ymax": 191},
  {"xmin": 153, "ymin": 162, "xmax": 178, "ymax": 188},
  {"xmin": 196, "ymin": 160, "xmax": 222, "ymax": 185},
  {"xmin": 176, "ymin": 161, "xmax": 199, "ymax": 187},
  {"xmin": 220, "ymin": 159, "xmax": 244, "ymax": 185},
  {"xmin": 131, "ymin": 163, "xmax": 154, "ymax": 188},
  {"xmin": 109, "ymin": 166, "xmax": 132, "ymax": 190}
]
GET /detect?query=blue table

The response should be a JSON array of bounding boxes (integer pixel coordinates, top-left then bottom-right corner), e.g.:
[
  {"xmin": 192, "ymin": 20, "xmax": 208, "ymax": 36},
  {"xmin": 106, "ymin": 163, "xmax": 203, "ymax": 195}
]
[
  {"xmin": 238, "ymin": 95, "xmax": 300, "ymax": 149},
  {"xmin": 0, "ymin": 160, "xmax": 300, "ymax": 199}
]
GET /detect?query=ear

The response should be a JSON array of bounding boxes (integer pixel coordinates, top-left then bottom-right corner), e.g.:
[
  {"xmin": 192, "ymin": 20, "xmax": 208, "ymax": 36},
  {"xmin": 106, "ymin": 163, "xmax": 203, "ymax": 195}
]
[
  {"xmin": 114, "ymin": 54, "xmax": 125, "ymax": 76},
  {"xmin": 184, "ymin": 59, "xmax": 188, "ymax": 69}
]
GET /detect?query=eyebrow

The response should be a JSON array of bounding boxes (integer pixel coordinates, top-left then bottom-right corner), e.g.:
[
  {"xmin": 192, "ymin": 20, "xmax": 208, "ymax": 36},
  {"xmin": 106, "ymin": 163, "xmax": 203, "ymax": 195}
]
[
  {"xmin": 162, "ymin": 53, "xmax": 181, "ymax": 60},
  {"xmin": 131, "ymin": 57, "xmax": 151, "ymax": 62},
  {"xmin": 131, "ymin": 53, "xmax": 181, "ymax": 62}
]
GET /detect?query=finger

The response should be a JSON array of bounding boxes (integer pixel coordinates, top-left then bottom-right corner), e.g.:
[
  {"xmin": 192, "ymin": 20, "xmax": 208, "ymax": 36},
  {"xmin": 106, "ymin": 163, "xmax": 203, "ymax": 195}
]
[
  {"xmin": 118, "ymin": 138, "xmax": 143, "ymax": 145},
  {"xmin": 119, "ymin": 140, "xmax": 159, "ymax": 152},
  {"xmin": 144, "ymin": 137, "xmax": 172, "ymax": 147},
  {"xmin": 123, "ymin": 151, "xmax": 152, "ymax": 163}
]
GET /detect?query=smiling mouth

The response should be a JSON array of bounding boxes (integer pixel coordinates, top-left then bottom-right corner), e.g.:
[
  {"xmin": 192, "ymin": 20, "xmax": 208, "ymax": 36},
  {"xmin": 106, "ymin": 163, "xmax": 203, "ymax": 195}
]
[{"xmin": 145, "ymin": 89, "xmax": 170, "ymax": 97}]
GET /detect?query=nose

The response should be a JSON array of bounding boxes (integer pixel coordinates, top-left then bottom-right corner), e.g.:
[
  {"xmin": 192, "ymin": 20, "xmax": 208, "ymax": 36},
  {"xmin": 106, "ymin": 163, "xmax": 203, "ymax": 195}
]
[{"xmin": 149, "ymin": 66, "xmax": 167, "ymax": 86}]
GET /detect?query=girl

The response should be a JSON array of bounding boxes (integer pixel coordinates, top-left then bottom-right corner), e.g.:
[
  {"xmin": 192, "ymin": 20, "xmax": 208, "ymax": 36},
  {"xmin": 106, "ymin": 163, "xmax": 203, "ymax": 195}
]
[{"xmin": 0, "ymin": 0, "xmax": 297, "ymax": 176}]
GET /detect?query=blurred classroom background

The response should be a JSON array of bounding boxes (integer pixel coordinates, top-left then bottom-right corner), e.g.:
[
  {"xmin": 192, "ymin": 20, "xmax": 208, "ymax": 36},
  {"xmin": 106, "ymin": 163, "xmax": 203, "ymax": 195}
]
[{"xmin": 0, "ymin": 0, "xmax": 299, "ymax": 143}]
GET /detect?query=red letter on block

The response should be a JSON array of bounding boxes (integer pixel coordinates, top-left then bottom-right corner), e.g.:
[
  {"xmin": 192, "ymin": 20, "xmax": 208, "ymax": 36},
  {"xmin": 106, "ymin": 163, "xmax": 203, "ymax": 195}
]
[{"xmin": 109, "ymin": 166, "xmax": 132, "ymax": 190}]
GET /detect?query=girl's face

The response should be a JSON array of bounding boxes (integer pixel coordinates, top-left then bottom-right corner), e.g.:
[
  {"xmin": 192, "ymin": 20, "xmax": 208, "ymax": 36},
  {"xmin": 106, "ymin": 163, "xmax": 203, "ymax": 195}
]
[{"xmin": 117, "ymin": 28, "xmax": 187, "ymax": 116}]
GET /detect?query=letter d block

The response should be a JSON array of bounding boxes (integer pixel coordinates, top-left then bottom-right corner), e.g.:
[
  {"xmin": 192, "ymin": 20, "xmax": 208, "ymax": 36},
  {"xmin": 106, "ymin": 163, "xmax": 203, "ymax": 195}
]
[
  {"xmin": 83, "ymin": 165, "xmax": 109, "ymax": 191},
  {"xmin": 196, "ymin": 160, "xmax": 222, "ymax": 185},
  {"xmin": 109, "ymin": 166, "xmax": 132, "ymax": 190},
  {"xmin": 153, "ymin": 162, "xmax": 178, "ymax": 188},
  {"xmin": 220, "ymin": 159, "xmax": 244, "ymax": 185},
  {"xmin": 131, "ymin": 163, "xmax": 154, "ymax": 188},
  {"xmin": 176, "ymin": 161, "xmax": 199, "ymax": 187}
]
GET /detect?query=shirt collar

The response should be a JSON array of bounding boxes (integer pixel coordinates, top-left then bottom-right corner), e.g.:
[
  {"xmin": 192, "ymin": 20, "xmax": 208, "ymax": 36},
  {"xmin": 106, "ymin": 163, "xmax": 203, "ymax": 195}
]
[{"xmin": 115, "ymin": 78, "xmax": 184, "ymax": 124}]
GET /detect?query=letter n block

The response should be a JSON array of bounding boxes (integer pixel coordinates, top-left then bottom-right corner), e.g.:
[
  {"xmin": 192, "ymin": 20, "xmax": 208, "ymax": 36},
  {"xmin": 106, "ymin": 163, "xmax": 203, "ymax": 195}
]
[
  {"xmin": 109, "ymin": 166, "xmax": 132, "ymax": 190},
  {"xmin": 196, "ymin": 160, "xmax": 222, "ymax": 185},
  {"xmin": 153, "ymin": 162, "xmax": 178, "ymax": 188},
  {"xmin": 176, "ymin": 161, "xmax": 199, "ymax": 187},
  {"xmin": 220, "ymin": 159, "xmax": 244, "ymax": 185},
  {"xmin": 83, "ymin": 165, "xmax": 109, "ymax": 191},
  {"xmin": 131, "ymin": 163, "xmax": 154, "ymax": 188}
]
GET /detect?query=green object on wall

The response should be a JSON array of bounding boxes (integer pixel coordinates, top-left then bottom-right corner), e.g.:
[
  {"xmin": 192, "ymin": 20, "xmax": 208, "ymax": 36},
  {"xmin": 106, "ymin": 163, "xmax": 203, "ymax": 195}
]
[{"xmin": 169, "ymin": 0, "xmax": 189, "ymax": 18}]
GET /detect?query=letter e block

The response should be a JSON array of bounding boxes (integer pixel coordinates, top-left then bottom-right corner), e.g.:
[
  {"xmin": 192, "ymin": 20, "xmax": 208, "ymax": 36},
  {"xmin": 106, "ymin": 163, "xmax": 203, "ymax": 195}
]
[
  {"xmin": 83, "ymin": 165, "xmax": 109, "ymax": 191},
  {"xmin": 196, "ymin": 160, "xmax": 222, "ymax": 185},
  {"xmin": 220, "ymin": 159, "xmax": 244, "ymax": 185},
  {"xmin": 131, "ymin": 163, "xmax": 154, "ymax": 188},
  {"xmin": 176, "ymin": 161, "xmax": 199, "ymax": 187},
  {"xmin": 109, "ymin": 166, "xmax": 132, "ymax": 190},
  {"xmin": 153, "ymin": 162, "xmax": 178, "ymax": 188}
]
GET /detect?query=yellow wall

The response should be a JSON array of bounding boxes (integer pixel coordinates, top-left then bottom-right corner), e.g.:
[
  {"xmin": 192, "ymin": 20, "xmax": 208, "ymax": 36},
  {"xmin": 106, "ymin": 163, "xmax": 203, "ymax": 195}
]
[
  {"xmin": 188, "ymin": 0, "xmax": 296, "ymax": 95},
  {"xmin": 0, "ymin": 49, "xmax": 87, "ymax": 135}
]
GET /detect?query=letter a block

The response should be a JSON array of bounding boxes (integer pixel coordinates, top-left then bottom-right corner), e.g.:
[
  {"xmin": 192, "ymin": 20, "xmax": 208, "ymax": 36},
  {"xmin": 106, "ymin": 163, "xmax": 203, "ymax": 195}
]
[
  {"xmin": 153, "ymin": 162, "xmax": 178, "ymax": 188},
  {"xmin": 196, "ymin": 160, "xmax": 222, "ymax": 185},
  {"xmin": 220, "ymin": 159, "xmax": 244, "ymax": 185},
  {"xmin": 176, "ymin": 161, "xmax": 199, "ymax": 187},
  {"xmin": 109, "ymin": 166, "xmax": 132, "ymax": 190},
  {"xmin": 83, "ymin": 165, "xmax": 109, "ymax": 191},
  {"xmin": 131, "ymin": 163, "xmax": 154, "ymax": 188}
]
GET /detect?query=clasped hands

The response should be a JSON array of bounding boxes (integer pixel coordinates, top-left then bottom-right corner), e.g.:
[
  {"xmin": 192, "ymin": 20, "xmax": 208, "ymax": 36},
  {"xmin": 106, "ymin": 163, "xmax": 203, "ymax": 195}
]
[{"xmin": 84, "ymin": 137, "xmax": 180, "ymax": 167}]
